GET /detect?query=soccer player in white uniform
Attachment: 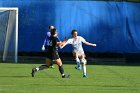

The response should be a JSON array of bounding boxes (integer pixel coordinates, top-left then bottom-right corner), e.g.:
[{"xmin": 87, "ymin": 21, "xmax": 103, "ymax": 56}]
[{"xmin": 60, "ymin": 29, "xmax": 96, "ymax": 77}]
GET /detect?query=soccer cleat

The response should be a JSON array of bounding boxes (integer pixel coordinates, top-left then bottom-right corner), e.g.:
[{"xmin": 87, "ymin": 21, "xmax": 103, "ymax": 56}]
[
  {"xmin": 31, "ymin": 68, "xmax": 36, "ymax": 77},
  {"xmin": 62, "ymin": 74, "xmax": 70, "ymax": 78},
  {"xmin": 75, "ymin": 66, "xmax": 81, "ymax": 70},
  {"xmin": 83, "ymin": 75, "xmax": 87, "ymax": 78}
]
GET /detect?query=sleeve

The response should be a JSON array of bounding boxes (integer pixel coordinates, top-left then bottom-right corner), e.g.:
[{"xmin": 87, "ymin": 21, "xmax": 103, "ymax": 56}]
[
  {"xmin": 43, "ymin": 32, "xmax": 51, "ymax": 46},
  {"xmin": 43, "ymin": 37, "xmax": 47, "ymax": 46},
  {"xmin": 56, "ymin": 36, "xmax": 61, "ymax": 42},
  {"xmin": 56, "ymin": 37, "xmax": 60, "ymax": 42},
  {"xmin": 66, "ymin": 39, "xmax": 72, "ymax": 45},
  {"xmin": 55, "ymin": 29, "xmax": 61, "ymax": 42},
  {"xmin": 80, "ymin": 36, "xmax": 86, "ymax": 42}
]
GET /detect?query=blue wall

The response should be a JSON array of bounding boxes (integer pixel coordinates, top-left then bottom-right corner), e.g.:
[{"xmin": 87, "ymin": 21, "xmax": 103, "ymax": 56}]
[{"xmin": 0, "ymin": 0, "xmax": 140, "ymax": 53}]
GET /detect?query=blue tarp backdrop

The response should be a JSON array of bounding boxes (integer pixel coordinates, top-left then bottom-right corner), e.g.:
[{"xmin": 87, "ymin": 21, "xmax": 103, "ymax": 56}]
[{"xmin": 0, "ymin": 0, "xmax": 140, "ymax": 53}]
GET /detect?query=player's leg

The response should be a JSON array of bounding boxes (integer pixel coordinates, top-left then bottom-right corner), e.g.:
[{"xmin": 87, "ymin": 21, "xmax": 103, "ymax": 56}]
[
  {"xmin": 31, "ymin": 58, "xmax": 51, "ymax": 77},
  {"xmin": 55, "ymin": 58, "xmax": 70, "ymax": 78},
  {"xmin": 80, "ymin": 56, "xmax": 87, "ymax": 78},
  {"xmin": 75, "ymin": 57, "xmax": 82, "ymax": 70},
  {"xmin": 73, "ymin": 52, "xmax": 81, "ymax": 70},
  {"xmin": 45, "ymin": 47, "xmax": 55, "ymax": 68},
  {"xmin": 44, "ymin": 58, "xmax": 54, "ymax": 68},
  {"xmin": 38, "ymin": 58, "xmax": 51, "ymax": 70}
]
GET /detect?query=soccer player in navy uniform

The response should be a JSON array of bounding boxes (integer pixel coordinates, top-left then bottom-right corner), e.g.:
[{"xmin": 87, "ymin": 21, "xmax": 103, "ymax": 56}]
[
  {"xmin": 42, "ymin": 25, "xmax": 61, "ymax": 68},
  {"xmin": 31, "ymin": 29, "xmax": 70, "ymax": 78}
]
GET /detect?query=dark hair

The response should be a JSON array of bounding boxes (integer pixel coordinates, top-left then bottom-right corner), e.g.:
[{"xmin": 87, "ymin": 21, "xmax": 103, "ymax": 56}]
[
  {"xmin": 71, "ymin": 29, "xmax": 77, "ymax": 35},
  {"xmin": 51, "ymin": 28, "xmax": 56, "ymax": 36}
]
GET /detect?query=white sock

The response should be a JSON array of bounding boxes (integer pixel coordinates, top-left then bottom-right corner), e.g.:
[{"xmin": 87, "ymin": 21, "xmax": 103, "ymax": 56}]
[
  {"xmin": 36, "ymin": 67, "xmax": 39, "ymax": 71},
  {"xmin": 76, "ymin": 57, "xmax": 81, "ymax": 67},
  {"xmin": 62, "ymin": 74, "xmax": 65, "ymax": 76},
  {"xmin": 82, "ymin": 65, "xmax": 86, "ymax": 76}
]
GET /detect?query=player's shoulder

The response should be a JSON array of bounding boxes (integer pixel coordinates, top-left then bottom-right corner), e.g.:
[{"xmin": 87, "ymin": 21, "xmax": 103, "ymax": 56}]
[
  {"xmin": 47, "ymin": 31, "xmax": 50, "ymax": 34},
  {"xmin": 67, "ymin": 38, "xmax": 73, "ymax": 41},
  {"xmin": 46, "ymin": 31, "xmax": 51, "ymax": 36},
  {"xmin": 77, "ymin": 36, "xmax": 84, "ymax": 39},
  {"xmin": 66, "ymin": 38, "xmax": 73, "ymax": 43}
]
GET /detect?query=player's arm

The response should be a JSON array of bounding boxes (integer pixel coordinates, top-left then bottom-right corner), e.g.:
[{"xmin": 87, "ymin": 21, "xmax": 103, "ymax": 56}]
[
  {"xmin": 57, "ymin": 37, "xmax": 69, "ymax": 48},
  {"xmin": 59, "ymin": 40, "xmax": 67, "ymax": 49},
  {"xmin": 80, "ymin": 36, "xmax": 96, "ymax": 47},
  {"xmin": 42, "ymin": 32, "xmax": 51, "ymax": 51},
  {"xmin": 56, "ymin": 36, "xmax": 63, "ymax": 46},
  {"xmin": 42, "ymin": 39, "xmax": 47, "ymax": 51},
  {"xmin": 55, "ymin": 37, "xmax": 66, "ymax": 48},
  {"xmin": 59, "ymin": 38, "xmax": 71, "ymax": 49},
  {"xmin": 57, "ymin": 36, "xmax": 61, "ymax": 42},
  {"xmin": 83, "ymin": 41, "xmax": 96, "ymax": 47}
]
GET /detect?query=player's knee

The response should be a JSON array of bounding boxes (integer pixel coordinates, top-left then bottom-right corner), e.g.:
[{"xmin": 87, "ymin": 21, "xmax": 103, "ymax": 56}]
[
  {"xmin": 56, "ymin": 60, "xmax": 62, "ymax": 66},
  {"xmin": 81, "ymin": 58, "xmax": 87, "ymax": 65}
]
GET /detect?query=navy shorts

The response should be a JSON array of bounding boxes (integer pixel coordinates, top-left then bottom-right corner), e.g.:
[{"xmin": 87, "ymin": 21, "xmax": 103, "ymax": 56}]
[{"xmin": 46, "ymin": 51, "xmax": 59, "ymax": 61}]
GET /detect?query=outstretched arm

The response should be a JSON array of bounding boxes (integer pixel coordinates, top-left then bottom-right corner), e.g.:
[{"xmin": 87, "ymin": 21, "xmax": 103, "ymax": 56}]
[
  {"xmin": 59, "ymin": 40, "xmax": 67, "ymax": 49},
  {"xmin": 59, "ymin": 38, "xmax": 71, "ymax": 49},
  {"xmin": 83, "ymin": 41, "xmax": 96, "ymax": 47},
  {"xmin": 57, "ymin": 37, "xmax": 68, "ymax": 49},
  {"xmin": 80, "ymin": 36, "xmax": 96, "ymax": 47}
]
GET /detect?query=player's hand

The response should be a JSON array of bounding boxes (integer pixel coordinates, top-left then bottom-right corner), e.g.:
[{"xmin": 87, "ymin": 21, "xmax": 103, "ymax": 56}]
[
  {"xmin": 42, "ymin": 45, "xmax": 45, "ymax": 51},
  {"xmin": 92, "ymin": 44, "xmax": 96, "ymax": 46}
]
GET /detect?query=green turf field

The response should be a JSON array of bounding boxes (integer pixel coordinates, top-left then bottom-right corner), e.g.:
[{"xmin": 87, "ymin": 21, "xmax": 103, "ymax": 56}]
[{"xmin": 0, "ymin": 62, "xmax": 140, "ymax": 93}]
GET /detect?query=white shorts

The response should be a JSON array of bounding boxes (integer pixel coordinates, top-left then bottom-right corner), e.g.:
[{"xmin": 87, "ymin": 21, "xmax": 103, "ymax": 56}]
[{"xmin": 73, "ymin": 51, "xmax": 85, "ymax": 57}]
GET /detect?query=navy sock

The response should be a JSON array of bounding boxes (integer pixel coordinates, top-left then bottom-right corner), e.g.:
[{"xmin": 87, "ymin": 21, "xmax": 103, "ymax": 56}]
[
  {"xmin": 59, "ymin": 65, "xmax": 64, "ymax": 75},
  {"xmin": 39, "ymin": 65, "xmax": 48, "ymax": 70}
]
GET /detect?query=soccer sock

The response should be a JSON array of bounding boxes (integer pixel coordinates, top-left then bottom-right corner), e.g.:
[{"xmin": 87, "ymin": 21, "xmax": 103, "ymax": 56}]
[
  {"xmin": 59, "ymin": 65, "xmax": 64, "ymax": 76},
  {"xmin": 76, "ymin": 57, "xmax": 81, "ymax": 67},
  {"xmin": 37, "ymin": 65, "xmax": 48, "ymax": 71},
  {"xmin": 82, "ymin": 64, "xmax": 86, "ymax": 76}
]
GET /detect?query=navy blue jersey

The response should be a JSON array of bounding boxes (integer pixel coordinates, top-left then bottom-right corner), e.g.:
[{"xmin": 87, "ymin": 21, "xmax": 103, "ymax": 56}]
[
  {"xmin": 46, "ymin": 36, "xmax": 60, "ymax": 60},
  {"xmin": 43, "ymin": 32, "xmax": 61, "ymax": 47},
  {"xmin": 47, "ymin": 36, "xmax": 59, "ymax": 53}
]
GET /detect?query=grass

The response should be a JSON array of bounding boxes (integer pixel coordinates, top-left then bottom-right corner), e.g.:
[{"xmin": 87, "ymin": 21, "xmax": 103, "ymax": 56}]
[{"xmin": 0, "ymin": 62, "xmax": 140, "ymax": 93}]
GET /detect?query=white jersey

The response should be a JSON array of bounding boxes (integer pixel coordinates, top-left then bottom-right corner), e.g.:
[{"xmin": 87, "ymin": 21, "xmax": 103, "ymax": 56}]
[{"xmin": 65, "ymin": 36, "xmax": 86, "ymax": 54}]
